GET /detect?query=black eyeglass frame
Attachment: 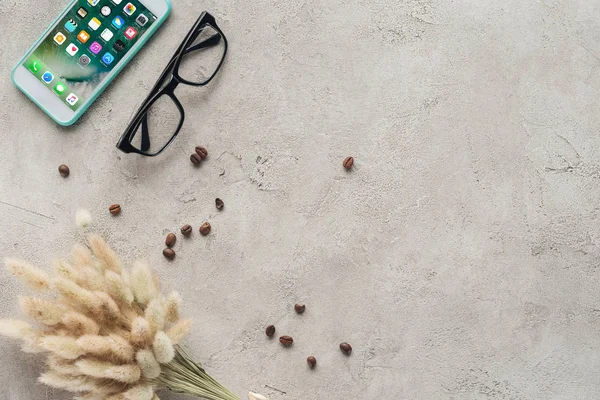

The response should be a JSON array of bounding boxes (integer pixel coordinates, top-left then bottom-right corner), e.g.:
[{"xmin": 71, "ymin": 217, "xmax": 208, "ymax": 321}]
[{"xmin": 117, "ymin": 11, "xmax": 228, "ymax": 156}]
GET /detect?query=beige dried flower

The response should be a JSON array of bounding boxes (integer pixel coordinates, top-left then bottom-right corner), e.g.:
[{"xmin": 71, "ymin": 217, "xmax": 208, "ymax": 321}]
[{"xmin": 0, "ymin": 234, "xmax": 258, "ymax": 400}]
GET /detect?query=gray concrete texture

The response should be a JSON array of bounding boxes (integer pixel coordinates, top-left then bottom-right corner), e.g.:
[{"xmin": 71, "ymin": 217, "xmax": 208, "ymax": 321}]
[{"xmin": 1, "ymin": 0, "xmax": 599, "ymax": 398}]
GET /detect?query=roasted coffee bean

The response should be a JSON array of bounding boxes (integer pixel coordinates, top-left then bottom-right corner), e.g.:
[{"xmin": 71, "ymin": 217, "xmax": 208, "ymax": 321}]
[
  {"xmin": 279, "ymin": 336, "xmax": 294, "ymax": 346},
  {"xmin": 109, "ymin": 204, "xmax": 121, "ymax": 215},
  {"xmin": 163, "ymin": 248, "xmax": 176, "ymax": 260},
  {"xmin": 200, "ymin": 222, "xmax": 211, "ymax": 236},
  {"xmin": 181, "ymin": 224, "xmax": 193, "ymax": 236},
  {"xmin": 265, "ymin": 325, "xmax": 276, "ymax": 337},
  {"xmin": 190, "ymin": 153, "xmax": 202, "ymax": 165},
  {"xmin": 165, "ymin": 233, "xmax": 177, "ymax": 248},
  {"xmin": 195, "ymin": 146, "xmax": 208, "ymax": 160},
  {"xmin": 295, "ymin": 304, "xmax": 306, "ymax": 314},
  {"xmin": 58, "ymin": 164, "xmax": 70, "ymax": 177},
  {"xmin": 307, "ymin": 356, "xmax": 317, "ymax": 368},
  {"xmin": 343, "ymin": 156, "xmax": 354, "ymax": 170},
  {"xmin": 340, "ymin": 342, "xmax": 352, "ymax": 355},
  {"xmin": 215, "ymin": 198, "xmax": 224, "ymax": 210}
]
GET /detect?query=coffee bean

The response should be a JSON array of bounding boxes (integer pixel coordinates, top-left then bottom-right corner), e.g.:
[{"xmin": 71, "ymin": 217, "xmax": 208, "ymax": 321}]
[
  {"xmin": 58, "ymin": 164, "xmax": 70, "ymax": 177},
  {"xmin": 340, "ymin": 342, "xmax": 352, "ymax": 355},
  {"xmin": 295, "ymin": 304, "xmax": 306, "ymax": 314},
  {"xmin": 190, "ymin": 153, "xmax": 202, "ymax": 165},
  {"xmin": 279, "ymin": 336, "xmax": 293, "ymax": 346},
  {"xmin": 181, "ymin": 224, "xmax": 193, "ymax": 236},
  {"xmin": 307, "ymin": 356, "xmax": 317, "ymax": 368},
  {"xmin": 165, "ymin": 233, "xmax": 177, "ymax": 248},
  {"xmin": 215, "ymin": 198, "xmax": 224, "ymax": 210},
  {"xmin": 163, "ymin": 248, "xmax": 176, "ymax": 260},
  {"xmin": 200, "ymin": 222, "xmax": 211, "ymax": 236},
  {"xmin": 265, "ymin": 325, "xmax": 276, "ymax": 337},
  {"xmin": 109, "ymin": 204, "xmax": 121, "ymax": 215},
  {"xmin": 343, "ymin": 156, "xmax": 354, "ymax": 170},
  {"xmin": 195, "ymin": 146, "xmax": 208, "ymax": 160}
]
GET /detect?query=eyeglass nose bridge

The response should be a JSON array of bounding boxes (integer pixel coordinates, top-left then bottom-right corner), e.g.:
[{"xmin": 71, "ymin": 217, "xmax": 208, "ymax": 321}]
[{"xmin": 162, "ymin": 75, "xmax": 182, "ymax": 93}]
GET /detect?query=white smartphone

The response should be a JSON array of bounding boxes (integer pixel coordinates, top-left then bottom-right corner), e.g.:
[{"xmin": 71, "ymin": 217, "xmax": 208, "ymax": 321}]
[{"xmin": 11, "ymin": 0, "xmax": 171, "ymax": 126}]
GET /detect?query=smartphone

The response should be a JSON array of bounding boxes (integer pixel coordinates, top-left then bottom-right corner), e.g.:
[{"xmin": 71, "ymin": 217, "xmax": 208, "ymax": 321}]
[{"xmin": 11, "ymin": 0, "xmax": 171, "ymax": 126}]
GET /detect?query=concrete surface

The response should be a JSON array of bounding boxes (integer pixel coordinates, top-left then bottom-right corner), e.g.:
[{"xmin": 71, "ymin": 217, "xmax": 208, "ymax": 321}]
[{"xmin": 1, "ymin": 0, "xmax": 600, "ymax": 399}]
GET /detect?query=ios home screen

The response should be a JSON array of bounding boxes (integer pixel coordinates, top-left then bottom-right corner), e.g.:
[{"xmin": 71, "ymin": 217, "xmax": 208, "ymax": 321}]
[{"xmin": 24, "ymin": 0, "xmax": 156, "ymax": 110}]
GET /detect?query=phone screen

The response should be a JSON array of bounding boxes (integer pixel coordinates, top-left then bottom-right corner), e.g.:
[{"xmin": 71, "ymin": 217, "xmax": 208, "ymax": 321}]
[{"xmin": 23, "ymin": 0, "xmax": 157, "ymax": 111}]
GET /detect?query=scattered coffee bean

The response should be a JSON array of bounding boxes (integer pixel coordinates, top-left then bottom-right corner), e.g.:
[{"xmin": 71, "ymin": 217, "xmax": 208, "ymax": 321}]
[
  {"xmin": 58, "ymin": 164, "xmax": 70, "ymax": 177},
  {"xmin": 195, "ymin": 146, "xmax": 208, "ymax": 160},
  {"xmin": 340, "ymin": 342, "xmax": 352, "ymax": 355},
  {"xmin": 190, "ymin": 153, "xmax": 202, "ymax": 165},
  {"xmin": 279, "ymin": 336, "xmax": 294, "ymax": 346},
  {"xmin": 165, "ymin": 233, "xmax": 177, "ymax": 248},
  {"xmin": 109, "ymin": 204, "xmax": 121, "ymax": 216},
  {"xmin": 181, "ymin": 224, "xmax": 193, "ymax": 236},
  {"xmin": 163, "ymin": 248, "xmax": 176, "ymax": 260},
  {"xmin": 343, "ymin": 156, "xmax": 354, "ymax": 170},
  {"xmin": 265, "ymin": 325, "xmax": 276, "ymax": 337},
  {"xmin": 200, "ymin": 222, "xmax": 211, "ymax": 236},
  {"xmin": 295, "ymin": 304, "xmax": 306, "ymax": 314},
  {"xmin": 307, "ymin": 356, "xmax": 317, "ymax": 368},
  {"xmin": 215, "ymin": 198, "xmax": 224, "ymax": 210}
]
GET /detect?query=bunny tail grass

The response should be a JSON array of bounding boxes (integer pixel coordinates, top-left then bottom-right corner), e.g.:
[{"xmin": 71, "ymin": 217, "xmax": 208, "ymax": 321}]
[{"xmin": 151, "ymin": 346, "xmax": 240, "ymax": 400}]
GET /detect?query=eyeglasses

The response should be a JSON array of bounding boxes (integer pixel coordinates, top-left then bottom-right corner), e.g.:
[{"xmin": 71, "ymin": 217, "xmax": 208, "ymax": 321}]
[{"xmin": 117, "ymin": 11, "xmax": 227, "ymax": 156}]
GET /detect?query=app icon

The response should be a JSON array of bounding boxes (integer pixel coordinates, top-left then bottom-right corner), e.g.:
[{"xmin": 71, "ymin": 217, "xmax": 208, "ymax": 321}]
[
  {"xmin": 102, "ymin": 52, "xmax": 115, "ymax": 65},
  {"xmin": 113, "ymin": 39, "xmax": 126, "ymax": 52},
  {"xmin": 112, "ymin": 0, "xmax": 123, "ymax": 4},
  {"xmin": 88, "ymin": 0, "xmax": 100, "ymax": 6},
  {"xmin": 88, "ymin": 17, "xmax": 101, "ymax": 30},
  {"xmin": 123, "ymin": 3, "xmax": 136, "ymax": 16},
  {"xmin": 66, "ymin": 93, "xmax": 79, "ymax": 106},
  {"xmin": 53, "ymin": 32, "xmax": 66, "ymax": 45},
  {"xmin": 42, "ymin": 71, "xmax": 54, "ymax": 84},
  {"xmin": 89, "ymin": 41, "xmax": 103, "ymax": 54},
  {"xmin": 54, "ymin": 83, "xmax": 66, "ymax": 95},
  {"xmin": 112, "ymin": 15, "xmax": 124, "ymax": 29},
  {"xmin": 101, "ymin": 6, "xmax": 111, "ymax": 17},
  {"xmin": 65, "ymin": 18, "xmax": 78, "ymax": 33},
  {"xmin": 79, "ymin": 54, "xmax": 91, "ymax": 66},
  {"xmin": 66, "ymin": 43, "xmax": 79, "ymax": 56},
  {"xmin": 124, "ymin": 26, "xmax": 137, "ymax": 40},
  {"xmin": 77, "ymin": 30, "xmax": 90, "ymax": 43},
  {"xmin": 136, "ymin": 14, "xmax": 148, "ymax": 27},
  {"xmin": 28, "ymin": 60, "xmax": 41, "ymax": 73},
  {"xmin": 77, "ymin": 7, "xmax": 88, "ymax": 18},
  {"xmin": 100, "ymin": 28, "xmax": 114, "ymax": 42}
]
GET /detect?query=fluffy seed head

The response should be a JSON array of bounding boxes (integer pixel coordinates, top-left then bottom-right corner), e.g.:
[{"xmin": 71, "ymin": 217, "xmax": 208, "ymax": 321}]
[
  {"xmin": 94, "ymin": 291, "xmax": 122, "ymax": 322},
  {"xmin": 105, "ymin": 270, "xmax": 134, "ymax": 305},
  {"xmin": 76, "ymin": 209, "xmax": 93, "ymax": 229},
  {"xmin": 165, "ymin": 292, "xmax": 182, "ymax": 323},
  {"xmin": 76, "ymin": 334, "xmax": 134, "ymax": 363},
  {"xmin": 53, "ymin": 278, "xmax": 101, "ymax": 316},
  {"xmin": 136, "ymin": 348, "xmax": 161, "ymax": 379},
  {"xmin": 19, "ymin": 296, "xmax": 66, "ymax": 326},
  {"xmin": 0, "ymin": 319, "xmax": 32, "ymax": 339},
  {"xmin": 40, "ymin": 336, "xmax": 82, "ymax": 359},
  {"xmin": 5, "ymin": 258, "xmax": 51, "ymax": 291},
  {"xmin": 39, "ymin": 371, "xmax": 100, "ymax": 392},
  {"xmin": 71, "ymin": 244, "xmax": 94, "ymax": 267},
  {"xmin": 88, "ymin": 235, "xmax": 121, "ymax": 273},
  {"xmin": 130, "ymin": 261, "xmax": 156, "ymax": 305},
  {"xmin": 61, "ymin": 312, "xmax": 100, "ymax": 336},
  {"xmin": 145, "ymin": 299, "xmax": 165, "ymax": 334},
  {"xmin": 131, "ymin": 317, "xmax": 152, "ymax": 347},
  {"xmin": 166, "ymin": 319, "xmax": 191, "ymax": 345},
  {"xmin": 75, "ymin": 359, "xmax": 141, "ymax": 383},
  {"xmin": 152, "ymin": 331, "xmax": 174, "ymax": 364}
]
